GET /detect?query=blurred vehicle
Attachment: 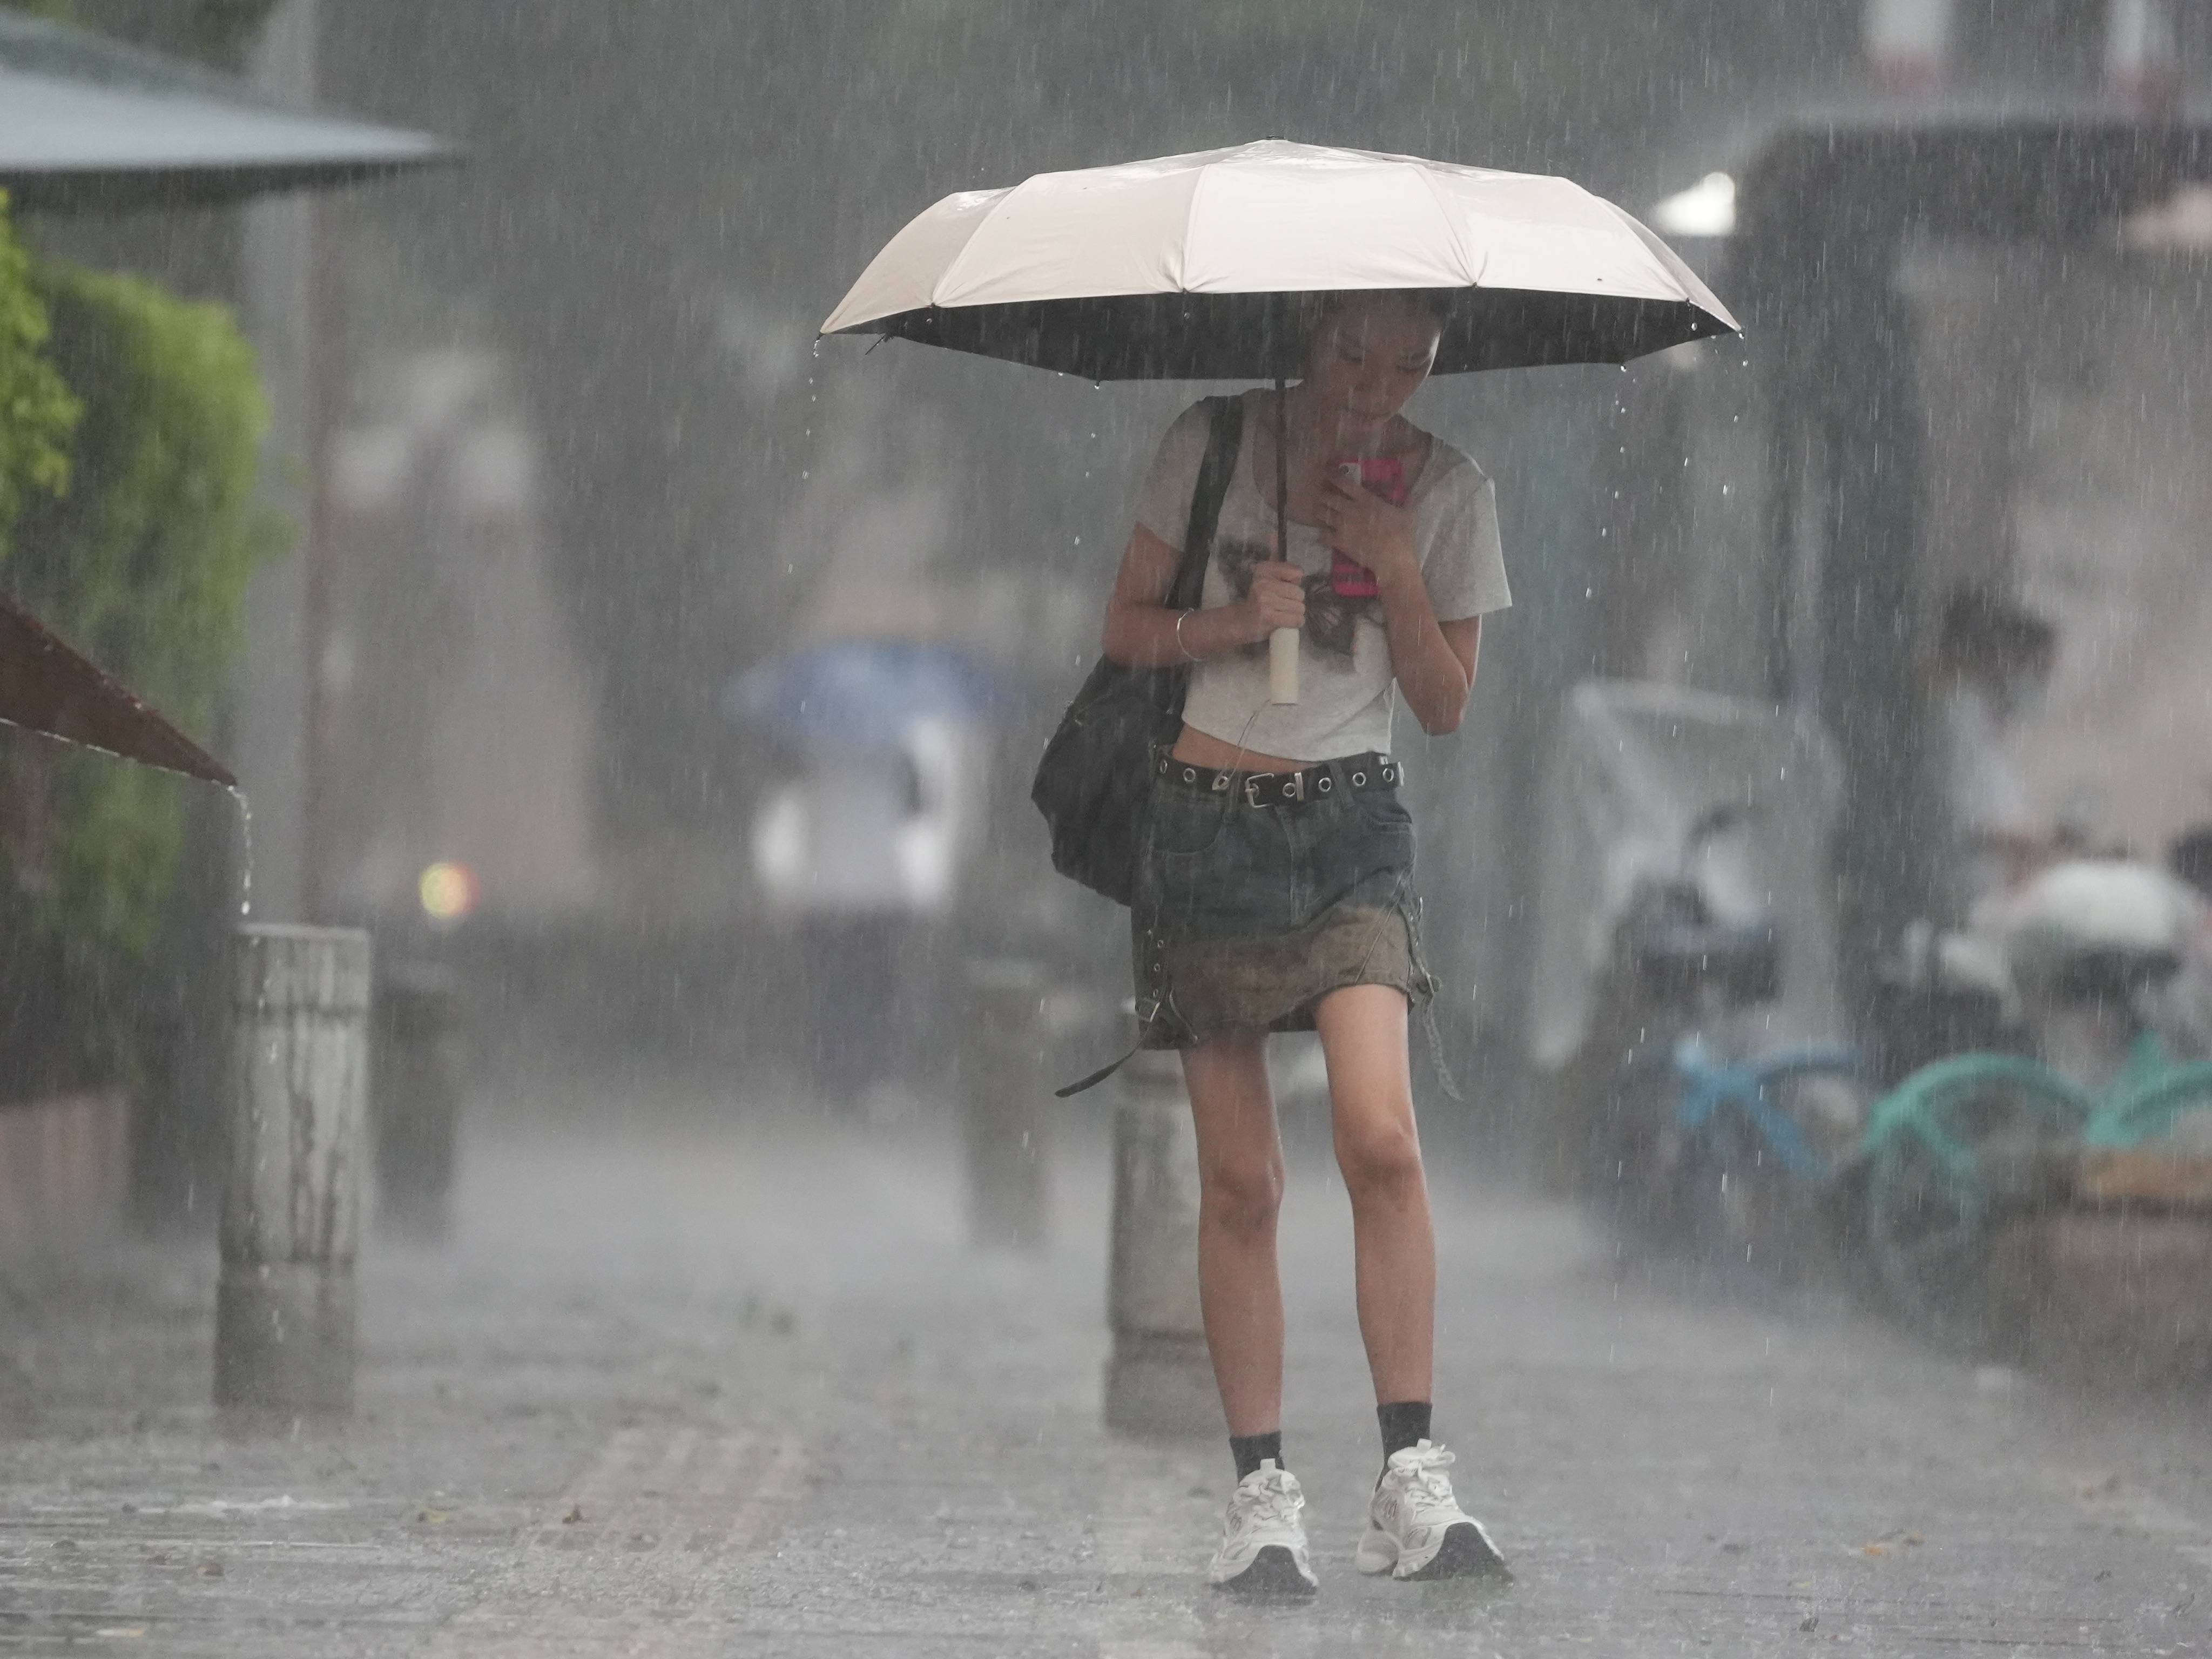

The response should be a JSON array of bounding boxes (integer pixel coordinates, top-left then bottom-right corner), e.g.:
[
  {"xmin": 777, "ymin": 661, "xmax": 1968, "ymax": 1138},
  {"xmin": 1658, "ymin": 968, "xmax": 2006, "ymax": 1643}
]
[
  {"xmin": 1532, "ymin": 681, "xmax": 1865, "ymax": 1278},
  {"xmin": 1872, "ymin": 855, "xmax": 2207, "ymax": 1085},
  {"xmin": 1992, "ymin": 858, "xmax": 2203, "ymax": 1091},
  {"xmin": 1856, "ymin": 857, "xmax": 2212, "ymax": 1348}
]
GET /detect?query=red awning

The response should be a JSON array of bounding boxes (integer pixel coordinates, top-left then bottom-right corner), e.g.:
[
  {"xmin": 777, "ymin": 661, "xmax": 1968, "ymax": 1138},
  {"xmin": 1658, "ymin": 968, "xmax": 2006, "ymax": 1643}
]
[{"xmin": 0, "ymin": 594, "xmax": 232, "ymax": 786}]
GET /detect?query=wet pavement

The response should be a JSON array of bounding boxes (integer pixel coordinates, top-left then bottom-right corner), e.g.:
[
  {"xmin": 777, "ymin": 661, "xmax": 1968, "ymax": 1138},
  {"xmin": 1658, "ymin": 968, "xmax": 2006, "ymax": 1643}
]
[{"xmin": 3, "ymin": 1064, "xmax": 2210, "ymax": 1656}]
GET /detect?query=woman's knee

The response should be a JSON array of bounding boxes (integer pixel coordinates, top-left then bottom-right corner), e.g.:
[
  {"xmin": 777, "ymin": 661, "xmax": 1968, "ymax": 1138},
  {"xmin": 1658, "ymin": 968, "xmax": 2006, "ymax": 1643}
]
[
  {"xmin": 1335, "ymin": 1113, "xmax": 1425, "ymax": 1205},
  {"xmin": 1201, "ymin": 1154, "xmax": 1284, "ymax": 1238}
]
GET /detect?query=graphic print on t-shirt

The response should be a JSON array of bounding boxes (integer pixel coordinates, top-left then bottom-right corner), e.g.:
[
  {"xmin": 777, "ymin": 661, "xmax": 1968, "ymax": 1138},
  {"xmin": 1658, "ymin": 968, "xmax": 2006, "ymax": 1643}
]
[{"xmin": 1214, "ymin": 536, "xmax": 1374, "ymax": 666}]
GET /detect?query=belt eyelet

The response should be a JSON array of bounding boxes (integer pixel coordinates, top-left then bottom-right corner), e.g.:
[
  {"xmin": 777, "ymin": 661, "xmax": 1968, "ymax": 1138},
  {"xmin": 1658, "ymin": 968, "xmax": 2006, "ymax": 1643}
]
[
  {"xmin": 1316, "ymin": 775, "xmax": 1332, "ymax": 794},
  {"xmin": 1181, "ymin": 767, "xmax": 1196, "ymax": 783},
  {"xmin": 1352, "ymin": 771, "xmax": 1367, "ymax": 787}
]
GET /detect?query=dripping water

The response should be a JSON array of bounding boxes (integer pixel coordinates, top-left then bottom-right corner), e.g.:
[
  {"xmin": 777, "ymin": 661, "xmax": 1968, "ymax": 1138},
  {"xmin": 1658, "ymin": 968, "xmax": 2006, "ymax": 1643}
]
[{"xmin": 227, "ymin": 784, "xmax": 254, "ymax": 919}]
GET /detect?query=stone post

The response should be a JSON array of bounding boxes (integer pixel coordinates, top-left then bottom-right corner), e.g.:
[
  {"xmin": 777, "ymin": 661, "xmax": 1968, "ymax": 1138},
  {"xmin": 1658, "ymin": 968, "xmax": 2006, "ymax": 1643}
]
[
  {"xmin": 1104, "ymin": 1047, "xmax": 1217, "ymax": 1436},
  {"xmin": 370, "ymin": 960, "xmax": 463, "ymax": 1238},
  {"xmin": 963, "ymin": 959, "xmax": 1049, "ymax": 1252},
  {"xmin": 214, "ymin": 924, "xmax": 371, "ymax": 1413}
]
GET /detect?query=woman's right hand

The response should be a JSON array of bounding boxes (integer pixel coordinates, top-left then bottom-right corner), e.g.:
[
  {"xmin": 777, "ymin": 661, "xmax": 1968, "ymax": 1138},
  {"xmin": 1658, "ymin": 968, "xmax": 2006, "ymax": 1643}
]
[{"xmin": 1232, "ymin": 561, "xmax": 1307, "ymax": 645}]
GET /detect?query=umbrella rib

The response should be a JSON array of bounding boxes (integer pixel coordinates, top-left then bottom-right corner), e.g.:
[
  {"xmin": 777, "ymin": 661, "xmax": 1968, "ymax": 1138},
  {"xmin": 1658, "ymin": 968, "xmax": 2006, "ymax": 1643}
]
[
  {"xmin": 1411, "ymin": 164, "xmax": 1483, "ymax": 288},
  {"xmin": 1175, "ymin": 159, "xmax": 1215, "ymax": 296},
  {"xmin": 927, "ymin": 191, "xmax": 1015, "ymax": 312}
]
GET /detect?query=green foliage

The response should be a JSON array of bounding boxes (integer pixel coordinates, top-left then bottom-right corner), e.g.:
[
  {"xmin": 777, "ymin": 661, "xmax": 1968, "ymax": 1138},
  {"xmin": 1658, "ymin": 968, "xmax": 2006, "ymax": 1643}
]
[
  {"xmin": 191, "ymin": 0, "xmax": 281, "ymax": 54},
  {"xmin": 0, "ymin": 194, "xmax": 79, "ymax": 562},
  {"xmin": 0, "ymin": 0, "xmax": 281, "ymax": 56},
  {"xmin": 3, "ymin": 258, "xmax": 288, "ymax": 959}
]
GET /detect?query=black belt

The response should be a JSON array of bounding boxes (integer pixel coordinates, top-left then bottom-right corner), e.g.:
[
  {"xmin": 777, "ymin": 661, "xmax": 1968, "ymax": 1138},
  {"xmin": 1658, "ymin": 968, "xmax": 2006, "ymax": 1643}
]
[{"xmin": 1154, "ymin": 749, "xmax": 1402, "ymax": 808}]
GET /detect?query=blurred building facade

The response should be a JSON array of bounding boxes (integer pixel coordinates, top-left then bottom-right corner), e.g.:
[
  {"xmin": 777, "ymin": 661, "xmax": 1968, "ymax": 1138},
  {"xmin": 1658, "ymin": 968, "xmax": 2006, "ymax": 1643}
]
[
  {"xmin": 19, "ymin": 1, "xmax": 2211, "ymax": 1145},
  {"xmin": 300, "ymin": 0, "xmax": 2212, "ymax": 1087}
]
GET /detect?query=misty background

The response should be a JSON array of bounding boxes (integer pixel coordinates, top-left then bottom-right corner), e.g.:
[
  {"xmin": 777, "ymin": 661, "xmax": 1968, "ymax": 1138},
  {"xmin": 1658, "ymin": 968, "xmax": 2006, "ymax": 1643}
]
[{"xmin": 6, "ymin": 2, "xmax": 2212, "ymax": 1651}]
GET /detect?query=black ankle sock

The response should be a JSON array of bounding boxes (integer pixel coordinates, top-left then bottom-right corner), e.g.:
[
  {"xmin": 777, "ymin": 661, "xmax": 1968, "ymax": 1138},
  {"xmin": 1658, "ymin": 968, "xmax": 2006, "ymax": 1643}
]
[
  {"xmin": 1229, "ymin": 1431, "xmax": 1283, "ymax": 1482},
  {"xmin": 1377, "ymin": 1400, "xmax": 1432, "ymax": 1465}
]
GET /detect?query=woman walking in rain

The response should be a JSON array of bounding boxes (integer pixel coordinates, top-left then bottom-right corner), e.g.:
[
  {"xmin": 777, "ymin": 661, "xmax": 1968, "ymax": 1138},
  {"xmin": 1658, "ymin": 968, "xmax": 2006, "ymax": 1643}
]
[{"xmin": 1102, "ymin": 289, "xmax": 1513, "ymax": 1593}]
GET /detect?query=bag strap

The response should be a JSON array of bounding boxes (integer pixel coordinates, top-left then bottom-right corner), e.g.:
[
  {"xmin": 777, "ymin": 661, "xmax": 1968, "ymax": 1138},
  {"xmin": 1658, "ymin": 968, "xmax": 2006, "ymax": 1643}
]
[
  {"xmin": 1165, "ymin": 394, "xmax": 1245, "ymax": 612},
  {"xmin": 1053, "ymin": 399, "xmax": 1246, "ymax": 1101},
  {"xmin": 1054, "ymin": 1045, "xmax": 1136, "ymax": 1099}
]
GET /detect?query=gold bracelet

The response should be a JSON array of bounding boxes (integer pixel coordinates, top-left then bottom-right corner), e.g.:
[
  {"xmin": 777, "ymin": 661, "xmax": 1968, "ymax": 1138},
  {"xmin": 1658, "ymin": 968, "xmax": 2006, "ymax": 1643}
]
[{"xmin": 1174, "ymin": 608, "xmax": 1199, "ymax": 663}]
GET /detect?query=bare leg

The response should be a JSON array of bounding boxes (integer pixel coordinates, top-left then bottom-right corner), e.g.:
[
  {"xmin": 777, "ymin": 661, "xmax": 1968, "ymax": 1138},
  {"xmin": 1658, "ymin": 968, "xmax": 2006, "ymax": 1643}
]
[
  {"xmin": 1181, "ymin": 1031, "xmax": 1286, "ymax": 1437},
  {"xmin": 1313, "ymin": 984, "xmax": 1433, "ymax": 1406}
]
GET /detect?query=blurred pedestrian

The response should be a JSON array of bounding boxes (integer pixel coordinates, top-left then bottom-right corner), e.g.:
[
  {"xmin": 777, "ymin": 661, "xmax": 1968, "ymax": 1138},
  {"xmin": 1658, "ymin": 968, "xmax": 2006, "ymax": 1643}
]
[
  {"xmin": 1101, "ymin": 291, "xmax": 1512, "ymax": 1593},
  {"xmin": 750, "ymin": 721, "xmax": 971, "ymax": 1109},
  {"xmin": 1933, "ymin": 585, "xmax": 2056, "ymax": 923}
]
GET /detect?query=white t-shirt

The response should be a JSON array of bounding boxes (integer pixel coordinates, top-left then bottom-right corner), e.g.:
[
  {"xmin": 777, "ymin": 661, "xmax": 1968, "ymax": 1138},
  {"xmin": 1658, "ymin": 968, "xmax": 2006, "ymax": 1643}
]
[
  {"xmin": 1137, "ymin": 390, "xmax": 1510, "ymax": 763},
  {"xmin": 1940, "ymin": 682, "xmax": 2036, "ymax": 918}
]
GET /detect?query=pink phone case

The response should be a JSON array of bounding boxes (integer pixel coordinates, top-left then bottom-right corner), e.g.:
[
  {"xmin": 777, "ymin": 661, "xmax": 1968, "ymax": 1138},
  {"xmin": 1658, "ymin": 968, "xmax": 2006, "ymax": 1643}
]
[
  {"xmin": 1327, "ymin": 456, "xmax": 1407, "ymax": 597},
  {"xmin": 1357, "ymin": 454, "xmax": 1408, "ymax": 504}
]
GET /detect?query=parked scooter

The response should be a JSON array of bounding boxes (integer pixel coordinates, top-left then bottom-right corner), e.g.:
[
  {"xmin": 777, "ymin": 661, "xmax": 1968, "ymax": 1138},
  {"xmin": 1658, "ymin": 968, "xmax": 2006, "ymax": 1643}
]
[
  {"xmin": 1532, "ymin": 683, "xmax": 1863, "ymax": 1280},
  {"xmin": 1857, "ymin": 857, "xmax": 2212, "ymax": 1347}
]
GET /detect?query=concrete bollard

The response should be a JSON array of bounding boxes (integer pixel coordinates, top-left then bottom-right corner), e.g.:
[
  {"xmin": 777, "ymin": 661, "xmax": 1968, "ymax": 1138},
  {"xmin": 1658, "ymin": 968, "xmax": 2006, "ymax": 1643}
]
[
  {"xmin": 1104, "ymin": 1047, "xmax": 1217, "ymax": 1437},
  {"xmin": 214, "ymin": 925, "xmax": 372, "ymax": 1414},
  {"xmin": 963, "ymin": 959, "xmax": 1050, "ymax": 1252},
  {"xmin": 370, "ymin": 960, "xmax": 463, "ymax": 1239}
]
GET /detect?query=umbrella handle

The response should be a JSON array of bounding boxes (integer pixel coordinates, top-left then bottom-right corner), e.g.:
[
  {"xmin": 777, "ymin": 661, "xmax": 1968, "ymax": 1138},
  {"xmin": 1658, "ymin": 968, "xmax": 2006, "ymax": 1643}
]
[{"xmin": 1269, "ymin": 627, "xmax": 1299, "ymax": 704}]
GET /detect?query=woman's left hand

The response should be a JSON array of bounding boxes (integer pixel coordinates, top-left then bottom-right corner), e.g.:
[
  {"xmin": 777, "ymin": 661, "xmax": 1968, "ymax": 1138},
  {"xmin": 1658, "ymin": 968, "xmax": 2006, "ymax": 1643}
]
[{"xmin": 1318, "ymin": 470, "xmax": 1419, "ymax": 590}]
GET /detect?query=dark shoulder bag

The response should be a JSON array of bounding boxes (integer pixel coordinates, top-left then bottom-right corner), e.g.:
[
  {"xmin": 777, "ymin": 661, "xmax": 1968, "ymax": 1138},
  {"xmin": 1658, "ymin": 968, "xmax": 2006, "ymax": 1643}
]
[{"xmin": 1030, "ymin": 395, "xmax": 1244, "ymax": 906}]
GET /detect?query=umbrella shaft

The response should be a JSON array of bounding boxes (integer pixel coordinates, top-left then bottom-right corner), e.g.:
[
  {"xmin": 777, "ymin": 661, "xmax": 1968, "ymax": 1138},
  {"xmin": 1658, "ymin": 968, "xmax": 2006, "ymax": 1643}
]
[{"xmin": 1271, "ymin": 373, "xmax": 1300, "ymax": 705}]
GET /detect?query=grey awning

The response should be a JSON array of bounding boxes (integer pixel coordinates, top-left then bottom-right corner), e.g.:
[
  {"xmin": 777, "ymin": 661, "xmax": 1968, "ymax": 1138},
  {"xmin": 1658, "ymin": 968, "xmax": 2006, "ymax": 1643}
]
[{"xmin": 0, "ymin": 11, "xmax": 453, "ymax": 210}]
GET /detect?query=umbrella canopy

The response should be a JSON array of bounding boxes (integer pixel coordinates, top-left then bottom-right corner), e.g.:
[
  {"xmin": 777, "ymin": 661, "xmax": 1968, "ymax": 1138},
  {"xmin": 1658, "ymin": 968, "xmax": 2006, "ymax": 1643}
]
[
  {"xmin": 821, "ymin": 139, "xmax": 1738, "ymax": 380},
  {"xmin": 0, "ymin": 594, "xmax": 232, "ymax": 786},
  {"xmin": 0, "ymin": 10, "xmax": 451, "ymax": 211},
  {"xmin": 728, "ymin": 639, "xmax": 1013, "ymax": 753}
]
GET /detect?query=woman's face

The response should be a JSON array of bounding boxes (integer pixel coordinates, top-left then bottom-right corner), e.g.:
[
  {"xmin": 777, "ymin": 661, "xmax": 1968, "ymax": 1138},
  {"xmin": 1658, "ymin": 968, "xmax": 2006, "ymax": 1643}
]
[{"xmin": 1301, "ymin": 298, "xmax": 1441, "ymax": 443}]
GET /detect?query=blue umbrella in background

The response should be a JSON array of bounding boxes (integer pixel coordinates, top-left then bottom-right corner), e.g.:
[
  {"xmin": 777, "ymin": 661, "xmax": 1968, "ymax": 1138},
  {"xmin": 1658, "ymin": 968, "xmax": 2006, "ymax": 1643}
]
[{"xmin": 727, "ymin": 639, "xmax": 1014, "ymax": 752}]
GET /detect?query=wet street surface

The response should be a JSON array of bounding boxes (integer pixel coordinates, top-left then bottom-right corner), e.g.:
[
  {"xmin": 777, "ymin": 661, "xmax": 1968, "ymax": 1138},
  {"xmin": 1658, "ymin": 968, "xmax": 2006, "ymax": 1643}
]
[{"xmin": 3, "ymin": 1067, "xmax": 2210, "ymax": 1656}]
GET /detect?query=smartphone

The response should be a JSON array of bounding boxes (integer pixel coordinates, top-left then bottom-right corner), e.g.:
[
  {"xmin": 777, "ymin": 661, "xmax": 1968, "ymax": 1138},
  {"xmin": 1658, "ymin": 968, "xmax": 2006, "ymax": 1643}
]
[
  {"xmin": 1356, "ymin": 454, "xmax": 1408, "ymax": 504},
  {"xmin": 1331, "ymin": 455, "xmax": 1409, "ymax": 504},
  {"xmin": 1327, "ymin": 456, "xmax": 1407, "ymax": 598}
]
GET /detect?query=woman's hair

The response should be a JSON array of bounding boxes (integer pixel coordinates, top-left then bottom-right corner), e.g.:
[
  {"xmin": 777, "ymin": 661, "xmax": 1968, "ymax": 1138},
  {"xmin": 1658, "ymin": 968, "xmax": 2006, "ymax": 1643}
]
[{"xmin": 1937, "ymin": 586, "xmax": 2055, "ymax": 684}]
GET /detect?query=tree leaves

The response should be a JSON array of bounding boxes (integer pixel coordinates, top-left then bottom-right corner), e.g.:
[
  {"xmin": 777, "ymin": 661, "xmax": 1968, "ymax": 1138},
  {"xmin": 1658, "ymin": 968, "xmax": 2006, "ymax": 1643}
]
[{"xmin": 0, "ymin": 194, "xmax": 80, "ymax": 567}]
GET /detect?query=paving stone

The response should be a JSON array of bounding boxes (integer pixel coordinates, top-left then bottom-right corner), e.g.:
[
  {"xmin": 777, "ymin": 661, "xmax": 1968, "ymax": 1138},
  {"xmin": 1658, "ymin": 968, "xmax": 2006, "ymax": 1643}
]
[{"xmin": 0, "ymin": 1068, "xmax": 2208, "ymax": 1655}]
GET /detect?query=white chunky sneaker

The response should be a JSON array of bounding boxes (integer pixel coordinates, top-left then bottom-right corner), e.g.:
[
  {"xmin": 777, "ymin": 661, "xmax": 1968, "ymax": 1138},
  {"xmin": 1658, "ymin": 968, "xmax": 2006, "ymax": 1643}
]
[
  {"xmin": 1354, "ymin": 1440, "xmax": 1512, "ymax": 1582},
  {"xmin": 1206, "ymin": 1460, "xmax": 1319, "ymax": 1595}
]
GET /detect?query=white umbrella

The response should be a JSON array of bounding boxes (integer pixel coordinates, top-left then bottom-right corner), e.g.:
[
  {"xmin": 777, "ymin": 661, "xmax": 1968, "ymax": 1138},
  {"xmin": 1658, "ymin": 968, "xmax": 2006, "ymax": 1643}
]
[
  {"xmin": 821, "ymin": 139, "xmax": 1738, "ymax": 696},
  {"xmin": 824, "ymin": 139, "xmax": 1735, "ymax": 377}
]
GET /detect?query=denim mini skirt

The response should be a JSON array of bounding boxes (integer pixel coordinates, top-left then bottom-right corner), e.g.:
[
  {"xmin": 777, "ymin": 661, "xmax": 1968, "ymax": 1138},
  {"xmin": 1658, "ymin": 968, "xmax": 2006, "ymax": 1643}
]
[{"xmin": 1132, "ymin": 749, "xmax": 1435, "ymax": 1050}]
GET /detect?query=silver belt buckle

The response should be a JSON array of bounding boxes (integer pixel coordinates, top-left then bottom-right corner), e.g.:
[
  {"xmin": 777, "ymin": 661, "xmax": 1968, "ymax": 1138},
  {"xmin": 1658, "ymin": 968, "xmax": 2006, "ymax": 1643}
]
[{"xmin": 1243, "ymin": 773, "xmax": 1272, "ymax": 807}]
